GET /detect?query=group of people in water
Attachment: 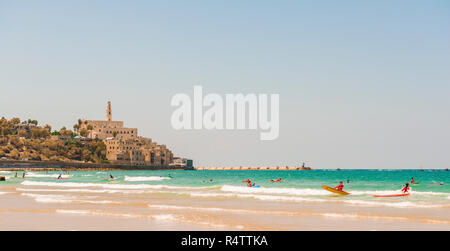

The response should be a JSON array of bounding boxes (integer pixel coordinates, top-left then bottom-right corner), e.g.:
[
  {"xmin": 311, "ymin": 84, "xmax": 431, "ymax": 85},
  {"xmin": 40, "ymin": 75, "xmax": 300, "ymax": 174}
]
[{"xmin": 332, "ymin": 177, "xmax": 444, "ymax": 194}]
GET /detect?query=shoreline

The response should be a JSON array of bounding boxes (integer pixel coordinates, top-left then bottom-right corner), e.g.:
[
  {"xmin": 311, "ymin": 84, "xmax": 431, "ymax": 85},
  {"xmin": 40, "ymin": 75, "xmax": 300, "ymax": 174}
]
[{"xmin": 0, "ymin": 160, "xmax": 192, "ymax": 171}]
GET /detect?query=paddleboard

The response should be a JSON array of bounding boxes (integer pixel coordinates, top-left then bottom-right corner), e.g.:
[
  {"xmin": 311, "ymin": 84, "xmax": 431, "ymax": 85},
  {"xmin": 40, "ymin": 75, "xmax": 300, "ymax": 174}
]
[
  {"xmin": 373, "ymin": 193, "xmax": 409, "ymax": 198},
  {"xmin": 322, "ymin": 185, "xmax": 350, "ymax": 195}
]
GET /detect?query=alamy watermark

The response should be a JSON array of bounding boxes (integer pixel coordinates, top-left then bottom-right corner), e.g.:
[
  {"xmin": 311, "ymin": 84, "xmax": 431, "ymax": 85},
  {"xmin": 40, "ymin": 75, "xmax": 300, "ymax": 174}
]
[{"xmin": 170, "ymin": 86, "xmax": 279, "ymax": 140}]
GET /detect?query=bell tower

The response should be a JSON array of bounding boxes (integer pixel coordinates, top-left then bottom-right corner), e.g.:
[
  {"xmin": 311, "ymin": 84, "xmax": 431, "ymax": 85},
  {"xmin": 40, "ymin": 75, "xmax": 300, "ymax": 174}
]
[{"xmin": 107, "ymin": 101, "xmax": 112, "ymax": 121}]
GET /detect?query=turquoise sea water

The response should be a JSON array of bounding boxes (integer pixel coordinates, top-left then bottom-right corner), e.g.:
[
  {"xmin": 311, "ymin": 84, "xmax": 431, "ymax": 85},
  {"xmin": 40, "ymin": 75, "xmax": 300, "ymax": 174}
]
[{"xmin": 1, "ymin": 169, "xmax": 450, "ymax": 209}]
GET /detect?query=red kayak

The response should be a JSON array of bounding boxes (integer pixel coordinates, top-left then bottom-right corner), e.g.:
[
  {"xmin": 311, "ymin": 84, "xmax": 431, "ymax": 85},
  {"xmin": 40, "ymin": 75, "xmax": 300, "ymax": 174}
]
[{"xmin": 373, "ymin": 193, "xmax": 410, "ymax": 198}]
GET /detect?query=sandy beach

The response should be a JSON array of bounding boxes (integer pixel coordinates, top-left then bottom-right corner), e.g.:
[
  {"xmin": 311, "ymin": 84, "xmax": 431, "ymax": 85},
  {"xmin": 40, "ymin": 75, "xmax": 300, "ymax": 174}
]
[{"xmin": 1, "ymin": 170, "xmax": 450, "ymax": 231}]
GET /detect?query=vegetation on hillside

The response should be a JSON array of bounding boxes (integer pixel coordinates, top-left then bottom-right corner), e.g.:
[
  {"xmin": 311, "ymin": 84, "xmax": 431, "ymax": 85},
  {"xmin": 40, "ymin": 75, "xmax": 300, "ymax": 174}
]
[{"xmin": 0, "ymin": 117, "xmax": 107, "ymax": 163}]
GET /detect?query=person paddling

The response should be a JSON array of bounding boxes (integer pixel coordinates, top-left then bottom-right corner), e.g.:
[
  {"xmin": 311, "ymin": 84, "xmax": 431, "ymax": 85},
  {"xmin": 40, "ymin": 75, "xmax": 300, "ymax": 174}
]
[
  {"xmin": 270, "ymin": 178, "xmax": 282, "ymax": 183},
  {"xmin": 334, "ymin": 181, "xmax": 344, "ymax": 191},
  {"xmin": 401, "ymin": 183, "xmax": 410, "ymax": 193}
]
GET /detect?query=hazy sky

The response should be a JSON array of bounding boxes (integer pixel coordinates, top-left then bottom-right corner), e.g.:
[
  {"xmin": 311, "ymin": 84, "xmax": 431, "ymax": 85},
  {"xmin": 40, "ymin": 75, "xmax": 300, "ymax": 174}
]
[{"xmin": 1, "ymin": 1, "xmax": 449, "ymax": 168}]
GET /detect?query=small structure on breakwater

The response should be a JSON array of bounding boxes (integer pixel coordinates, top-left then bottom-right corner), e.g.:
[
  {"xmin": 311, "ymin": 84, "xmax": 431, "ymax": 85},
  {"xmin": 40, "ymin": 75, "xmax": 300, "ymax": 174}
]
[{"xmin": 195, "ymin": 165, "xmax": 312, "ymax": 171}]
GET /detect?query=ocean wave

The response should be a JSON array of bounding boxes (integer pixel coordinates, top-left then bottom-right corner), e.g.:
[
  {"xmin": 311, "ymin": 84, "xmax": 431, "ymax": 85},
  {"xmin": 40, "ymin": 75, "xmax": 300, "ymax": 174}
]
[
  {"xmin": 221, "ymin": 185, "xmax": 329, "ymax": 196},
  {"xmin": 26, "ymin": 172, "xmax": 70, "ymax": 178},
  {"xmin": 124, "ymin": 176, "xmax": 171, "ymax": 182},
  {"xmin": 343, "ymin": 199, "xmax": 444, "ymax": 209},
  {"xmin": 22, "ymin": 193, "xmax": 118, "ymax": 205},
  {"xmin": 56, "ymin": 209, "xmax": 176, "ymax": 221},
  {"xmin": 220, "ymin": 185, "xmax": 450, "ymax": 197},
  {"xmin": 21, "ymin": 180, "xmax": 211, "ymax": 191},
  {"xmin": 22, "ymin": 193, "xmax": 75, "ymax": 203}
]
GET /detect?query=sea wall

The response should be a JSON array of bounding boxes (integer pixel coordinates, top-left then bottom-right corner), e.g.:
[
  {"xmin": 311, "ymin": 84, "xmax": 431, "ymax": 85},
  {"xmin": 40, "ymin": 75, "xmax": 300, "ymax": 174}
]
[
  {"xmin": 195, "ymin": 166, "xmax": 312, "ymax": 171},
  {"xmin": 0, "ymin": 160, "xmax": 193, "ymax": 171}
]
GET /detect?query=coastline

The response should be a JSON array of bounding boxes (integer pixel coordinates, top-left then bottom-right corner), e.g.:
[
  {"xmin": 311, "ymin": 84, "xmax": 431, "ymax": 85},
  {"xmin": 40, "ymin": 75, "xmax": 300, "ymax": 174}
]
[
  {"xmin": 1, "ymin": 169, "xmax": 449, "ymax": 230},
  {"xmin": 0, "ymin": 160, "xmax": 192, "ymax": 172}
]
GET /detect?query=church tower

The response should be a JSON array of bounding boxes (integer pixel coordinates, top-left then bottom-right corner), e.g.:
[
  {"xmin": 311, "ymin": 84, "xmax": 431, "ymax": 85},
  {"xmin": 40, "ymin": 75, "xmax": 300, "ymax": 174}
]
[{"xmin": 107, "ymin": 101, "xmax": 112, "ymax": 121}]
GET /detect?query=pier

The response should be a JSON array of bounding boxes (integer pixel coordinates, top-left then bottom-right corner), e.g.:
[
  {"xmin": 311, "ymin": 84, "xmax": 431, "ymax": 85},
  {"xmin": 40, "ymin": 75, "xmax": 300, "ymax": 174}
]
[{"xmin": 194, "ymin": 166, "xmax": 312, "ymax": 171}]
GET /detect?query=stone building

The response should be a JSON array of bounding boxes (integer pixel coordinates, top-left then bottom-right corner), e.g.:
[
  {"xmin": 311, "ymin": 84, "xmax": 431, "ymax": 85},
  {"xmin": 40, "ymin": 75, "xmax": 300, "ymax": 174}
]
[{"xmin": 80, "ymin": 102, "xmax": 175, "ymax": 167}]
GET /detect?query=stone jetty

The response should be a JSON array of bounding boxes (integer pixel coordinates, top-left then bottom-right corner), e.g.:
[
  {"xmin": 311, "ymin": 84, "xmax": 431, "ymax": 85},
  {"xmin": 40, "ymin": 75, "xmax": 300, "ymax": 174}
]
[{"xmin": 195, "ymin": 166, "xmax": 312, "ymax": 171}]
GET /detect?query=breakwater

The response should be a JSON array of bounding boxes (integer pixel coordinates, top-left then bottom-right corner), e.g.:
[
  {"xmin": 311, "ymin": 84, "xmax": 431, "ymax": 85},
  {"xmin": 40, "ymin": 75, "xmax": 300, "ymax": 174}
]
[
  {"xmin": 0, "ymin": 160, "xmax": 193, "ymax": 171},
  {"xmin": 195, "ymin": 166, "xmax": 312, "ymax": 171}
]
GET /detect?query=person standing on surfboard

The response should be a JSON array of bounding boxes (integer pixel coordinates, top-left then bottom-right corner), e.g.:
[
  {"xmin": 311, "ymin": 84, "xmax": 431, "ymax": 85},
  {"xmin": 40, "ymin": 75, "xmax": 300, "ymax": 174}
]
[
  {"xmin": 334, "ymin": 181, "xmax": 344, "ymax": 191},
  {"xmin": 401, "ymin": 183, "xmax": 410, "ymax": 193}
]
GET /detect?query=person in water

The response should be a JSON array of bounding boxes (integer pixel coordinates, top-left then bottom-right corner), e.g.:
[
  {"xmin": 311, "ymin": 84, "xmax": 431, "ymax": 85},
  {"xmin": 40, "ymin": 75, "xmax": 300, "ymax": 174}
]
[
  {"xmin": 270, "ymin": 178, "xmax": 282, "ymax": 183},
  {"xmin": 401, "ymin": 183, "xmax": 410, "ymax": 193},
  {"xmin": 334, "ymin": 181, "xmax": 344, "ymax": 191},
  {"xmin": 410, "ymin": 177, "xmax": 416, "ymax": 184},
  {"xmin": 22, "ymin": 172, "xmax": 26, "ymax": 179},
  {"xmin": 110, "ymin": 174, "xmax": 114, "ymax": 179},
  {"xmin": 57, "ymin": 174, "xmax": 62, "ymax": 179}
]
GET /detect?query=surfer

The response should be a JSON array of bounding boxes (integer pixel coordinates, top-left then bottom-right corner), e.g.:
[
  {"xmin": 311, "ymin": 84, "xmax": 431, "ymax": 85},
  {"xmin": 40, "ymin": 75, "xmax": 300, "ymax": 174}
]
[
  {"xmin": 410, "ymin": 177, "xmax": 417, "ymax": 184},
  {"xmin": 401, "ymin": 183, "xmax": 410, "ymax": 193},
  {"xmin": 22, "ymin": 172, "xmax": 26, "ymax": 179},
  {"xmin": 57, "ymin": 174, "xmax": 62, "ymax": 180},
  {"xmin": 110, "ymin": 174, "xmax": 114, "ymax": 179},
  {"xmin": 334, "ymin": 181, "xmax": 344, "ymax": 191}
]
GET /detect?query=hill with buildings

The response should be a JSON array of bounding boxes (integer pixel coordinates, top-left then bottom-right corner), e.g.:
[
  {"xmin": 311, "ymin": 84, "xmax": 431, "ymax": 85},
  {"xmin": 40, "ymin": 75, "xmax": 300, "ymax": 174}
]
[{"xmin": 0, "ymin": 102, "xmax": 191, "ymax": 169}]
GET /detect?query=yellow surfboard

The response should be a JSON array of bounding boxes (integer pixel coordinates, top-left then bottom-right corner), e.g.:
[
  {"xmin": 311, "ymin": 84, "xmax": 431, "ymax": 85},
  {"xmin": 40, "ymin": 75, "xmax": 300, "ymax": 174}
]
[{"xmin": 322, "ymin": 185, "xmax": 350, "ymax": 196}]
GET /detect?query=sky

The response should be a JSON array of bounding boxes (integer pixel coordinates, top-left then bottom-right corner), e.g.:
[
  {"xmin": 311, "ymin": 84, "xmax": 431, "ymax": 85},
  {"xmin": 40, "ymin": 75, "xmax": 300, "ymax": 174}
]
[{"xmin": 0, "ymin": 0, "xmax": 449, "ymax": 168}]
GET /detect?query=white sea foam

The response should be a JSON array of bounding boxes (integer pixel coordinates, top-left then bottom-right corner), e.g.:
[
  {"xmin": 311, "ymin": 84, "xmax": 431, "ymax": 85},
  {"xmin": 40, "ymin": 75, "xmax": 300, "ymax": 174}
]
[
  {"xmin": 22, "ymin": 193, "xmax": 75, "ymax": 203},
  {"xmin": 342, "ymin": 199, "xmax": 444, "ymax": 209},
  {"xmin": 56, "ymin": 209, "xmax": 176, "ymax": 221},
  {"xmin": 124, "ymin": 176, "xmax": 171, "ymax": 182},
  {"xmin": 22, "ymin": 193, "xmax": 118, "ymax": 205},
  {"xmin": 221, "ymin": 185, "xmax": 329, "ymax": 196},
  {"xmin": 320, "ymin": 213, "xmax": 410, "ymax": 222},
  {"xmin": 221, "ymin": 185, "xmax": 449, "ymax": 197},
  {"xmin": 26, "ymin": 172, "xmax": 70, "ymax": 178},
  {"xmin": 21, "ymin": 180, "xmax": 209, "ymax": 191}
]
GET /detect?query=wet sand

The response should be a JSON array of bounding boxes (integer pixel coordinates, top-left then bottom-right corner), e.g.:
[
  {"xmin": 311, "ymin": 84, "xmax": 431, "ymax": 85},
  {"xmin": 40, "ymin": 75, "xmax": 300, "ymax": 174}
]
[{"xmin": 1, "ymin": 185, "xmax": 449, "ymax": 231}]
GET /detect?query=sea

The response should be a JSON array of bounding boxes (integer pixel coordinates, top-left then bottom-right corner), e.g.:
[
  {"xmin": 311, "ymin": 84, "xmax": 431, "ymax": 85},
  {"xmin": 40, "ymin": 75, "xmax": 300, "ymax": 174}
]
[{"xmin": 1, "ymin": 169, "xmax": 449, "ymax": 230}]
